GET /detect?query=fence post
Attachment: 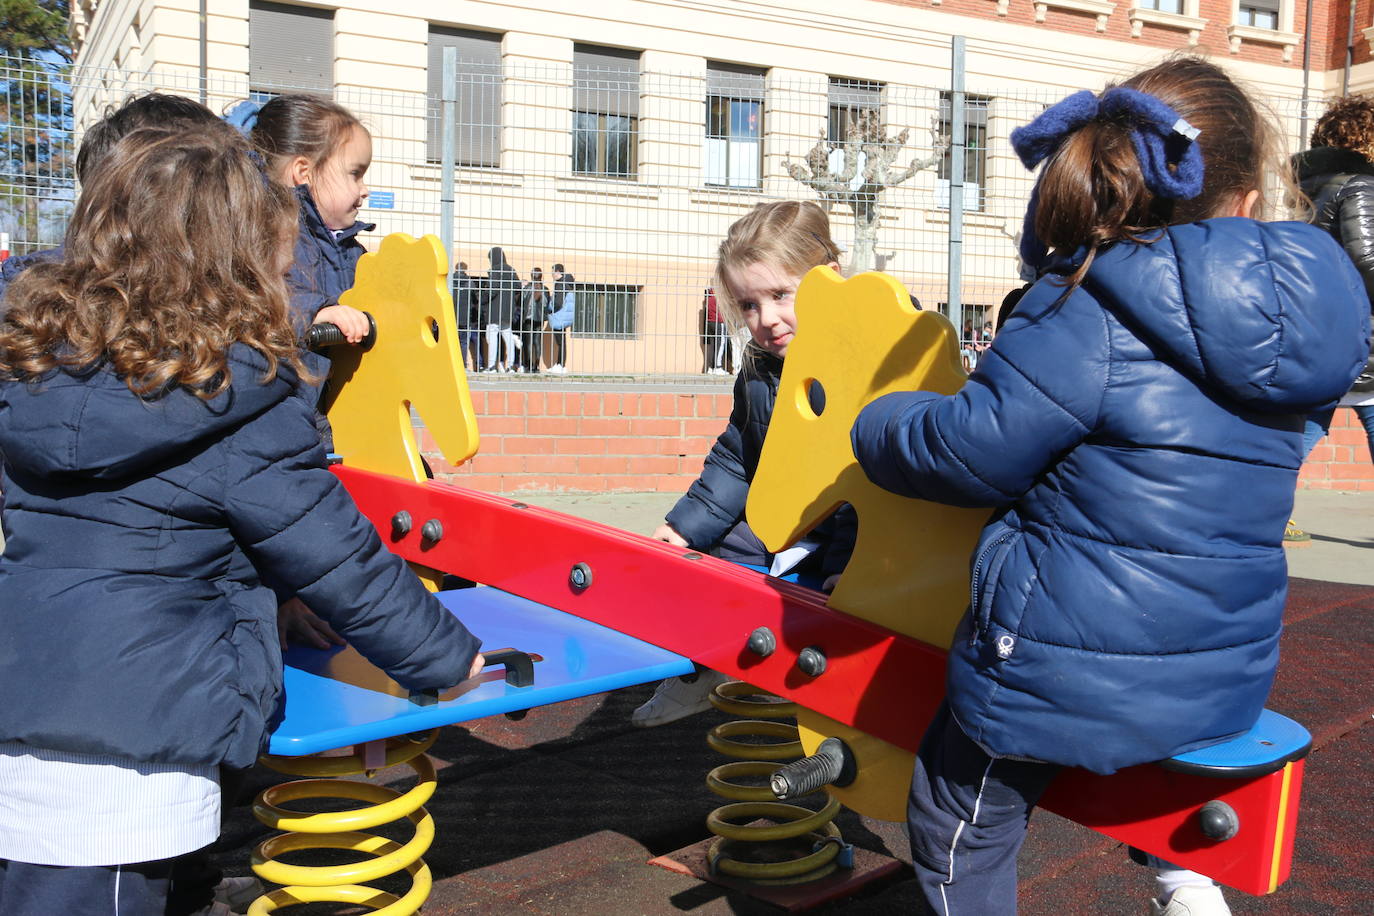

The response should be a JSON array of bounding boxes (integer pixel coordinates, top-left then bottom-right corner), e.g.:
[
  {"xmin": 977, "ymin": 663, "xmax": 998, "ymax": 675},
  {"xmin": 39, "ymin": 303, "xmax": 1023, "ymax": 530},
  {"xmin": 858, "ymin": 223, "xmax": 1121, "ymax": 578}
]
[
  {"xmin": 440, "ymin": 46, "xmax": 458, "ymax": 270},
  {"xmin": 947, "ymin": 36, "xmax": 966, "ymax": 338}
]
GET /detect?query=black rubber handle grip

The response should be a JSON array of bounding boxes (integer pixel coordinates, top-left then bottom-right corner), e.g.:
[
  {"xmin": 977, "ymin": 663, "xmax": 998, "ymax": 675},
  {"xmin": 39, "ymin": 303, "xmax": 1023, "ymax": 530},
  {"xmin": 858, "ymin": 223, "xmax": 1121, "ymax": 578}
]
[{"xmin": 305, "ymin": 312, "xmax": 377, "ymax": 351}]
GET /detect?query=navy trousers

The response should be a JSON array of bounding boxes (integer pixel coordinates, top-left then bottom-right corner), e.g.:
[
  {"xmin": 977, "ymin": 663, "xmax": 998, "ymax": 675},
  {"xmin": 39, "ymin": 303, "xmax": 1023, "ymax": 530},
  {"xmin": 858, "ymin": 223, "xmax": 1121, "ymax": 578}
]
[
  {"xmin": 907, "ymin": 702, "xmax": 1061, "ymax": 915},
  {"xmin": 0, "ymin": 850, "xmax": 218, "ymax": 916}
]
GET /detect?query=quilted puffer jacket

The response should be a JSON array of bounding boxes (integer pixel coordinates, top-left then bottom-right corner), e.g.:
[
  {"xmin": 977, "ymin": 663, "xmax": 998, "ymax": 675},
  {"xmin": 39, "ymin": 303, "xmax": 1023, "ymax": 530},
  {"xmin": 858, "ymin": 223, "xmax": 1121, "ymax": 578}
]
[
  {"xmin": 1294, "ymin": 146, "xmax": 1374, "ymax": 305},
  {"xmin": 667, "ymin": 350, "xmax": 856, "ymax": 578},
  {"xmin": 852, "ymin": 218, "xmax": 1369, "ymax": 774},
  {"xmin": 0, "ymin": 346, "xmax": 481, "ymax": 769}
]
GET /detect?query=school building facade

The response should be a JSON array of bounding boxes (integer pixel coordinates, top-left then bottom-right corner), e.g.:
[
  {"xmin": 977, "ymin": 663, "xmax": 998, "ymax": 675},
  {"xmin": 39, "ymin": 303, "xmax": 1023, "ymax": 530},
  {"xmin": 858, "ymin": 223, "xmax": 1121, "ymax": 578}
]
[{"xmin": 66, "ymin": 0, "xmax": 1374, "ymax": 492}]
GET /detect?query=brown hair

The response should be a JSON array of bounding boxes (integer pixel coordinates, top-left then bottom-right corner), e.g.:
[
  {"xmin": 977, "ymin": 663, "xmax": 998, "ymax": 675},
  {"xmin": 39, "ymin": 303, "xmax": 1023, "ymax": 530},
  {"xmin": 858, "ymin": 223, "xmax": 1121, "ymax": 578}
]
[
  {"xmin": 1034, "ymin": 55, "xmax": 1278, "ymax": 287},
  {"xmin": 77, "ymin": 92, "xmax": 221, "ymax": 184},
  {"xmin": 0, "ymin": 127, "xmax": 307, "ymax": 398},
  {"xmin": 1310, "ymin": 94, "xmax": 1374, "ymax": 161},
  {"xmin": 712, "ymin": 199, "xmax": 839, "ymax": 330},
  {"xmin": 249, "ymin": 93, "xmax": 366, "ymax": 182}
]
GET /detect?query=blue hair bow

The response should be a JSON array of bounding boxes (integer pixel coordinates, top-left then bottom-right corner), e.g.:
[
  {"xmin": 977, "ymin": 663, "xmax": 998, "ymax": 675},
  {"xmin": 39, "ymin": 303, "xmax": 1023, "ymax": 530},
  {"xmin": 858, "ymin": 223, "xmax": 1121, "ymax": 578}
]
[
  {"xmin": 224, "ymin": 99, "xmax": 263, "ymax": 136},
  {"xmin": 1010, "ymin": 86, "xmax": 1204, "ymax": 272},
  {"xmin": 1011, "ymin": 86, "xmax": 1204, "ymax": 200}
]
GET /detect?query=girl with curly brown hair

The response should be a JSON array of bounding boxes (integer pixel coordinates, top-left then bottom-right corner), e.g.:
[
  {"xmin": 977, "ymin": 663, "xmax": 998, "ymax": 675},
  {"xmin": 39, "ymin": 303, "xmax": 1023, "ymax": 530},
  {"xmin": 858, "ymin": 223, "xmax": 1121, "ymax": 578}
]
[{"xmin": 0, "ymin": 125, "xmax": 482, "ymax": 915}]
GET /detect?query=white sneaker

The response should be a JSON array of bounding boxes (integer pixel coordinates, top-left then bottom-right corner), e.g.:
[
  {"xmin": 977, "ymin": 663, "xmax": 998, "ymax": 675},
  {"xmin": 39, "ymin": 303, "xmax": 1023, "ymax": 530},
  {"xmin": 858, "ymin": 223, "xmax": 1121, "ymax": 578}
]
[
  {"xmin": 214, "ymin": 876, "xmax": 264, "ymax": 912},
  {"xmin": 549, "ymin": 364, "xmax": 566, "ymax": 374},
  {"xmin": 631, "ymin": 670, "xmax": 730, "ymax": 727},
  {"xmin": 1150, "ymin": 885, "xmax": 1231, "ymax": 916}
]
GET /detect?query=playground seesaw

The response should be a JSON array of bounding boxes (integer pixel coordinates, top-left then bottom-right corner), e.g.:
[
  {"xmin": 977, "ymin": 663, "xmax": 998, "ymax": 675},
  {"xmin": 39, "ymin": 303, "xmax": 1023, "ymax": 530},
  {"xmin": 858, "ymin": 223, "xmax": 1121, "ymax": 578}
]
[{"xmin": 247, "ymin": 234, "xmax": 1310, "ymax": 913}]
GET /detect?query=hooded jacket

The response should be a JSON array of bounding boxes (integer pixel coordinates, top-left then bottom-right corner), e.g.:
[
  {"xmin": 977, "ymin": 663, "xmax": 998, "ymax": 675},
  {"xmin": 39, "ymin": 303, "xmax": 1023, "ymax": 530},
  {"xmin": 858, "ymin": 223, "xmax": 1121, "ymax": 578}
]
[
  {"xmin": 288, "ymin": 185, "xmax": 375, "ymax": 334},
  {"xmin": 852, "ymin": 219, "xmax": 1369, "ymax": 773},
  {"xmin": 668, "ymin": 350, "xmax": 856, "ymax": 578},
  {"xmin": 0, "ymin": 347, "xmax": 481, "ymax": 769}
]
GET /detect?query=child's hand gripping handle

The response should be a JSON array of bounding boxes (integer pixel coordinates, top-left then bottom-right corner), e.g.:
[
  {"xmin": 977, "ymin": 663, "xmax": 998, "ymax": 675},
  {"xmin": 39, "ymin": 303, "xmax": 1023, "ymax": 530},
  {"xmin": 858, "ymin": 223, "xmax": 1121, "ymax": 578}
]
[
  {"xmin": 306, "ymin": 311, "xmax": 377, "ymax": 351},
  {"xmin": 406, "ymin": 649, "xmax": 534, "ymax": 706}
]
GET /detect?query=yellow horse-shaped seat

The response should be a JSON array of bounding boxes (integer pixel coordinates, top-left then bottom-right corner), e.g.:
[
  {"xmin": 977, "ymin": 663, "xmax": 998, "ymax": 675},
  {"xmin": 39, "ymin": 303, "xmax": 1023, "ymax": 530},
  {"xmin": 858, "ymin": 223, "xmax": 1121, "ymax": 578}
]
[
  {"xmin": 325, "ymin": 233, "xmax": 481, "ymax": 590},
  {"xmin": 746, "ymin": 267, "xmax": 989, "ymax": 820}
]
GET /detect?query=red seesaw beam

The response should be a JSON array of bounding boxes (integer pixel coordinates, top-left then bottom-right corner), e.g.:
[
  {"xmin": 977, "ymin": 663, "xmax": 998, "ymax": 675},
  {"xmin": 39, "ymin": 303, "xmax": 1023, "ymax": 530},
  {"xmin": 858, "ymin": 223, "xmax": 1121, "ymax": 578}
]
[{"xmin": 336, "ymin": 466, "xmax": 1302, "ymax": 895}]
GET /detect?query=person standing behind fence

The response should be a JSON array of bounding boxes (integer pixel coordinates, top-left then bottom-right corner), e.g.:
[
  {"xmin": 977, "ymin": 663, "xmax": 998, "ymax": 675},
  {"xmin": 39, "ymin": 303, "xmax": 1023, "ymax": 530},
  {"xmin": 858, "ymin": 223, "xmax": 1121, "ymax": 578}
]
[
  {"xmin": 546, "ymin": 264, "xmax": 576, "ymax": 374},
  {"xmin": 702, "ymin": 287, "xmax": 729, "ymax": 375},
  {"xmin": 481, "ymin": 247, "xmax": 521, "ymax": 373},
  {"xmin": 850, "ymin": 57, "xmax": 1368, "ymax": 916},
  {"xmin": 451, "ymin": 260, "xmax": 480, "ymax": 373},
  {"xmin": 519, "ymin": 267, "xmax": 550, "ymax": 373},
  {"xmin": 636, "ymin": 200, "xmax": 856, "ymax": 728}
]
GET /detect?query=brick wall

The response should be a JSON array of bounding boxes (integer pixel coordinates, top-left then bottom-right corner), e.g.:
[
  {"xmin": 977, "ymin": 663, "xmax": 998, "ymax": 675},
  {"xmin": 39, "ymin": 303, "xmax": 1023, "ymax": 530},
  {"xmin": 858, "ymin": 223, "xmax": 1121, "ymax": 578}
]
[
  {"xmin": 1300, "ymin": 407, "xmax": 1374, "ymax": 490},
  {"xmin": 425, "ymin": 388, "xmax": 734, "ymax": 494},
  {"xmin": 421, "ymin": 390, "xmax": 1374, "ymax": 494}
]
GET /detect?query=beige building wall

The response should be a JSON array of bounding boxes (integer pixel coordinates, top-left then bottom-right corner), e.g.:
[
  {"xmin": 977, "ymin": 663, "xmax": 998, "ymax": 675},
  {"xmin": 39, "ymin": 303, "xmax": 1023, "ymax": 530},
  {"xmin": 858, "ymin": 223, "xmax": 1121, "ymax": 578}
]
[{"xmin": 70, "ymin": 0, "xmax": 1330, "ymax": 374}]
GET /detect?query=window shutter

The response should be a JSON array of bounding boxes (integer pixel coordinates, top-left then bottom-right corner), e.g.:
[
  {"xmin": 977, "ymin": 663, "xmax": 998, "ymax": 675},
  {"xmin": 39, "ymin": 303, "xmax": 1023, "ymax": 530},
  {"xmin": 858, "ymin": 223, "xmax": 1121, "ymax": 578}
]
[
  {"xmin": 249, "ymin": 1, "xmax": 333, "ymax": 94},
  {"xmin": 427, "ymin": 27, "xmax": 502, "ymax": 167},
  {"xmin": 573, "ymin": 44, "xmax": 640, "ymax": 118},
  {"xmin": 828, "ymin": 78, "xmax": 882, "ymax": 110},
  {"xmin": 707, "ymin": 62, "xmax": 765, "ymax": 101}
]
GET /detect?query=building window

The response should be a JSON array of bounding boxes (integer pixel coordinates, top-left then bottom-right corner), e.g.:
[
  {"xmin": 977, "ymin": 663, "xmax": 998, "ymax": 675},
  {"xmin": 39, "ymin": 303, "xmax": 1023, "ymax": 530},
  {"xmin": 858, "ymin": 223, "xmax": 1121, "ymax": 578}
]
[
  {"xmin": 572, "ymin": 283, "xmax": 640, "ymax": 338},
  {"xmin": 704, "ymin": 62, "xmax": 765, "ymax": 189},
  {"xmin": 1137, "ymin": 0, "xmax": 1183, "ymax": 11},
  {"xmin": 937, "ymin": 93, "xmax": 990, "ymax": 212},
  {"xmin": 1237, "ymin": 0, "xmax": 1279, "ymax": 28},
  {"xmin": 427, "ymin": 27, "xmax": 502, "ymax": 168},
  {"xmin": 248, "ymin": 1, "xmax": 333, "ymax": 96},
  {"xmin": 572, "ymin": 45, "xmax": 640, "ymax": 178},
  {"xmin": 828, "ymin": 78, "xmax": 882, "ymax": 143}
]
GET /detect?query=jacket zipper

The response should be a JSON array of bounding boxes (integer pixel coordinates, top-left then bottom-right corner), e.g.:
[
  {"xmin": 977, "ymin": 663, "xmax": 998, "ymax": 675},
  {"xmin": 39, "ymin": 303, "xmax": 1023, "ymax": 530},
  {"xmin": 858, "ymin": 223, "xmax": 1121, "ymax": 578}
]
[{"xmin": 968, "ymin": 529, "xmax": 1015, "ymax": 646}]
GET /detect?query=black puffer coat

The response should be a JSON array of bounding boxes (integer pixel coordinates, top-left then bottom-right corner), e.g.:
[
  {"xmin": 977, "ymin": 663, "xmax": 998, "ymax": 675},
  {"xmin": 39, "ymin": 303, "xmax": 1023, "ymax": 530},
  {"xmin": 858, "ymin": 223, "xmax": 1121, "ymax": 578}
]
[{"xmin": 1294, "ymin": 146, "xmax": 1374, "ymax": 305}]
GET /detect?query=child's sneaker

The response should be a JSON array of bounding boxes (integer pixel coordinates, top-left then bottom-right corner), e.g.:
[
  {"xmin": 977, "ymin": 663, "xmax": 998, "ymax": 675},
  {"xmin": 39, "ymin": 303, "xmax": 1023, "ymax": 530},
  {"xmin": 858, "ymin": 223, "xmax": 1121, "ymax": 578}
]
[
  {"xmin": 631, "ymin": 670, "xmax": 730, "ymax": 727},
  {"xmin": 1283, "ymin": 518, "xmax": 1312, "ymax": 545},
  {"xmin": 1149, "ymin": 884, "xmax": 1231, "ymax": 916}
]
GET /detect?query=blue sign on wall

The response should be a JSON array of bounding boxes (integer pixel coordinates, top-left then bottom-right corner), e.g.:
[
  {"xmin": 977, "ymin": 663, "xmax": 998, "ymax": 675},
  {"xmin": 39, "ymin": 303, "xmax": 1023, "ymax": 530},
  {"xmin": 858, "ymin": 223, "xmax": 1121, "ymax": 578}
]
[{"xmin": 368, "ymin": 191, "xmax": 395, "ymax": 210}]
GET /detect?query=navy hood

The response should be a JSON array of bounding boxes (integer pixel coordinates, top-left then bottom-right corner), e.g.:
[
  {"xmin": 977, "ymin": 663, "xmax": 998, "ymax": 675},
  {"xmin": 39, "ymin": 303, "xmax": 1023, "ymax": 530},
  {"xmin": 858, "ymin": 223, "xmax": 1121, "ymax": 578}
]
[
  {"xmin": 0, "ymin": 344, "xmax": 300, "ymax": 480},
  {"xmin": 1084, "ymin": 218, "xmax": 1370, "ymax": 412}
]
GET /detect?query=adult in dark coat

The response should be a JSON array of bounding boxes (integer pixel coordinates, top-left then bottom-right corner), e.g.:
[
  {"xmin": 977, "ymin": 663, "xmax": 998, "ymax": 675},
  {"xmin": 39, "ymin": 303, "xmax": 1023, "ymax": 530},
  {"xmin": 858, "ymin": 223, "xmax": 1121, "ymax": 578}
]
[
  {"xmin": 480, "ymin": 247, "xmax": 521, "ymax": 372},
  {"xmin": 519, "ymin": 267, "xmax": 550, "ymax": 373},
  {"xmin": 451, "ymin": 260, "xmax": 480, "ymax": 371},
  {"xmin": 546, "ymin": 264, "xmax": 576, "ymax": 373}
]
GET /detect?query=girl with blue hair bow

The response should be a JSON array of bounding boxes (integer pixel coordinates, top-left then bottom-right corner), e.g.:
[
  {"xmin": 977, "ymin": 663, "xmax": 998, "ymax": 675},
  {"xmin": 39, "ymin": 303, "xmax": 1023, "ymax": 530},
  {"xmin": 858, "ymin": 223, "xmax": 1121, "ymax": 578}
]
[{"xmin": 851, "ymin": 56, "xmax": 1370, "ymax": 915}]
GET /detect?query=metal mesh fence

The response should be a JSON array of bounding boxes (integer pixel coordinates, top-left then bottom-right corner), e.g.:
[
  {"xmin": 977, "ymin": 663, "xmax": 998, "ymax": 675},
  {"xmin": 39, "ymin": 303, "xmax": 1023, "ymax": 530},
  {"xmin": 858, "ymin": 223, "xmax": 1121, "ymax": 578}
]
[{"xmin": 1, "ymin": 52, "xmax": 1322, "ymax": 383}]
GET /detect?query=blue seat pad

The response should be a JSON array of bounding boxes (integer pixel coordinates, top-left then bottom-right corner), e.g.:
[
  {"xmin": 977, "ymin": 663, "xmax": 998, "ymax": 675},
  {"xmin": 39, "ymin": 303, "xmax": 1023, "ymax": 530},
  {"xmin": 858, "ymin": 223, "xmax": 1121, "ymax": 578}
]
[{"xmin": 269, "ymin": 587, "xmax": 694, "ymax": 756}]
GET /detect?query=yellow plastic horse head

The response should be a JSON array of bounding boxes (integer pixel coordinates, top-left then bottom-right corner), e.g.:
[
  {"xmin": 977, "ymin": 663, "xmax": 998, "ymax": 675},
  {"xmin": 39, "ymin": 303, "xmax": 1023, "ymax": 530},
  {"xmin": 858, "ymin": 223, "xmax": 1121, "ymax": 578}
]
[
  {"xmin": 744, "ymin": 268, "xmax": 991, "ymax": 821},
  {"xmin": 747, "ymin": 266, "xmax": 989, "ymax": 650},
  {"xmin": 325, "ymin": 233, "xmax": 479, "ymax": 481}
]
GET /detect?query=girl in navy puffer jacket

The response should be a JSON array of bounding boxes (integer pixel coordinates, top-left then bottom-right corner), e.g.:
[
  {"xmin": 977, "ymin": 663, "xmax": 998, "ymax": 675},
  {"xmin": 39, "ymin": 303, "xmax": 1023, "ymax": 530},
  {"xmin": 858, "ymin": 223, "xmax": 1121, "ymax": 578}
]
[
  {"xmin": 0, "ymin": 126, "xmax": 482, "ymax": 915},
  {"xmin": 852, "ymin": 58, "xmax": 1369, "ymax": 916}
]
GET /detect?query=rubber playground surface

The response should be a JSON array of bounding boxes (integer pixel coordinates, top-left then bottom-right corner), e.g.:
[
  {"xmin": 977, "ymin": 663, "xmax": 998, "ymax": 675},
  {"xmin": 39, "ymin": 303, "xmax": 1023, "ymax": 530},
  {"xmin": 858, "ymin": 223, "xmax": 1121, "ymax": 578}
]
[{"xmin": 209, "ymin": 492, "xmax": 1374, "ymax": 914}]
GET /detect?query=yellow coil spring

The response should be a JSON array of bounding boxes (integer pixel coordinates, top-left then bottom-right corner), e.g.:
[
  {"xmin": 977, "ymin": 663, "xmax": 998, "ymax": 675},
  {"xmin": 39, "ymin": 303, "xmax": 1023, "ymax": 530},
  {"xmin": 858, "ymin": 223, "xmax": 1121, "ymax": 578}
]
[
  {"xmin": 704, "ymin": 681, "xmax": 844, "ymax": 885},
  {"xmin": 247, "ymin": 730, "xmax": 439, "ymax": 915}
]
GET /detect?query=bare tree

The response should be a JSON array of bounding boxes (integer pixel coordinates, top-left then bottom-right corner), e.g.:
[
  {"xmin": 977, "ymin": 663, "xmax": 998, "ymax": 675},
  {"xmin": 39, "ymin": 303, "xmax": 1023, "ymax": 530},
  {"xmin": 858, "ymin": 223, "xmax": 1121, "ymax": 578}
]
[{"xmin": 783, "ymin": 109, "xmax": 948, "ymax": 274}]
